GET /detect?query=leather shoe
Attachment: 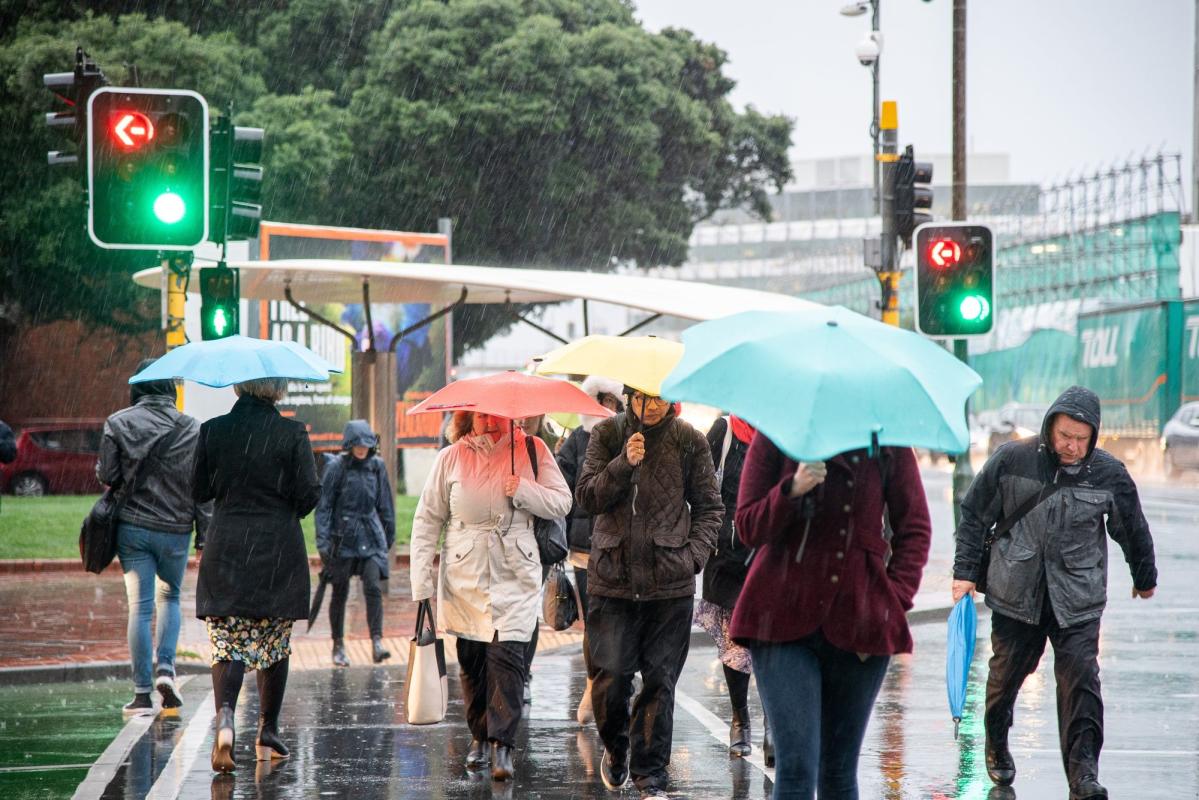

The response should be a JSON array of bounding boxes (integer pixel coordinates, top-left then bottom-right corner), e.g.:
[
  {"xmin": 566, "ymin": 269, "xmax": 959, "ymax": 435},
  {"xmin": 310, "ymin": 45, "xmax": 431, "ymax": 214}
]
[
  {"xmin": 984, "ymin": 740, "xmax": 1016, "ymax": 786},
  {"xmin": 600, "ymin": 748, "xmax": 629, "ymax": 790},
  {"xmin": 465, "ymin": 739, "xmax": 489, "ymax": 770},
  {"xmin": 1069, "ymin": 776, "xmax": 1108, "ymax": 800},
  {"xmin": 491, "ymin": 742, "xmax": 514, "ymax": 781},
  {"xmin": 372, "ymin": 637, "xmax": 391, "ymax": 663}
]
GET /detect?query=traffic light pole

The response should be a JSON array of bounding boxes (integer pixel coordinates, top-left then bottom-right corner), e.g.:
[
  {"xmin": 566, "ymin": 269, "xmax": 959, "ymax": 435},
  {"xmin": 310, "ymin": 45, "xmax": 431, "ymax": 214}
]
[
  {"xmin": 877, "ymin": 101, "xmax": 900, "ymax": 326},
  {"xmin": 164, "ymin": 252, "xmax": 192, "ymax": 410},
  {"xmin": 950, "ymin": 0, "xmax": 974, "ymax": 525}
]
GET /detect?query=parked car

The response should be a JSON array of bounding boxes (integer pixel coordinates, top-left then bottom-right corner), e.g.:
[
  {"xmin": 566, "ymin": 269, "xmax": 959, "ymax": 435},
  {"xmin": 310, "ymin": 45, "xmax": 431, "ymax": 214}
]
[
  {"xmin": 1162, "ymin": 401, "xmax": 1199, "ymax": 478},
  {"xmin": 0, "ymin": 420, "xmax": 105, "ymax": 496}
]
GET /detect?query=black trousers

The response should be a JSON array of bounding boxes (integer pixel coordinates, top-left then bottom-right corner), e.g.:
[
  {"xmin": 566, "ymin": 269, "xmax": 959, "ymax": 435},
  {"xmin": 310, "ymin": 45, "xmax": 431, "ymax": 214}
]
[
  {"xmin": 457, "ymin": 635, "xmax": 527, "ymax": 747},
  {"xmin": 986, "ymin": 601, "xmax": 1104, "ymax": 784},
  {"xmin": 329, "ymin": 558, "xmax": 384, "ymax": 640},
  {"xmin": 588, "ymin": 594, "xmax": 693, "ymax": 791}
]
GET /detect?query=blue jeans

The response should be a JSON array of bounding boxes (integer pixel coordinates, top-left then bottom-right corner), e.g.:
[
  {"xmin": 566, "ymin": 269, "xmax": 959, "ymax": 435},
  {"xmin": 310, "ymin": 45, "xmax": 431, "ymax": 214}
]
[
  {"xmin": 750, "ymin": 632, "xmax": 890, "ymax": 800},
  {"xmin": 117, "ymin": 524, "xmax": 190, "ymax": 693}
]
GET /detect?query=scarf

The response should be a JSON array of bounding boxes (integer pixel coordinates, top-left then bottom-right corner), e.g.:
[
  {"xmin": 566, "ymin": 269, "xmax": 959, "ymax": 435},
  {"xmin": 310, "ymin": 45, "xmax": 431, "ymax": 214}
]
[{"xmin": 729, "ymin": 415, "xmax": 756, "ymax": 445}]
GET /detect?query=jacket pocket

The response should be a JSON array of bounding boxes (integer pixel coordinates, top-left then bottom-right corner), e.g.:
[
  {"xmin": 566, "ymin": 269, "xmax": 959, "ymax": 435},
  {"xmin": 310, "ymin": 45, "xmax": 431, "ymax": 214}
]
[
  {"xmin": 590, "ymin": 530, "xmax": 625, "ymax": 587},
  {"xmin": 1058, "ymin": 541, "xmax": 1106, "ymax": 612},
  {"xmin": 652, "ymin": 528, "xmax": 693, "ymax": 587},
  {"xmin": 987, "ymin": 538, "xmax": 1039, "ymax": 607},
  {"xmin": 1068, "ymin": 490, "xmax": 1107, "ymax": 529}
]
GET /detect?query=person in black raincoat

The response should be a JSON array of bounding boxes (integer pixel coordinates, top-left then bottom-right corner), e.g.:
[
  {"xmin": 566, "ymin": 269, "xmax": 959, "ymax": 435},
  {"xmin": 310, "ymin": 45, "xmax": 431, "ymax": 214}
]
[
  {"xmin": 193, "ymin": 377, "xmax": 322, "ymax": 772},
  {"xmin": 953, "ymin": 386, "xmax": 1158, "ymax": 800},
  {"xmin": 316, "ymin": 420, "xmax": 396, "ymax": 666}
]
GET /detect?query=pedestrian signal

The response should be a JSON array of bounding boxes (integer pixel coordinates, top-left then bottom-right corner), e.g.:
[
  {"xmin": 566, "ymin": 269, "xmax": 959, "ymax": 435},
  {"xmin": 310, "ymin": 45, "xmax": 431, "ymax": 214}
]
[
  {"xmin": 914, "ymin": 223, "xmax": 994, "ymax": 338},
  {"xmin": 200, "ymin": 266, "xmax": 239, "ymax": 340}
]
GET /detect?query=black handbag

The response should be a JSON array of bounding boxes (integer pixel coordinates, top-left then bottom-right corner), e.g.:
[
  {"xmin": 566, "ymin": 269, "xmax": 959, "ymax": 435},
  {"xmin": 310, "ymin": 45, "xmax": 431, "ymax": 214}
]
[
  {"xmin": 525, "ymin": 436, "xmax": 569, "ymax": 565},
  {"xmin": 975, "ymin": 483, "xmax": 1061, "ymax": 594},
  {"xmin": 80, "ymin": 419, "xmax": 184, "ymax": 574},
  {"xmin": 542, "ymin": 561, "xmax": 580, "ymax": 631}
]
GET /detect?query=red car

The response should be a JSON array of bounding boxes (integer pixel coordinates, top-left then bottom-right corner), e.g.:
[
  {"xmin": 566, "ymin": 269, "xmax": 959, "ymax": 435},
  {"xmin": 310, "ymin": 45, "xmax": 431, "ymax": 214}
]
[{"xmin": 0, "ymin": 420, "xmax": 106, "ymax": 496}]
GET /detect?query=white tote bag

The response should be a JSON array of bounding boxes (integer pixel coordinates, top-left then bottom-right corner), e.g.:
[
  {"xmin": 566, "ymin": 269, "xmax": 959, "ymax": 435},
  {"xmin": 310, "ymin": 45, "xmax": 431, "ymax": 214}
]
[{"xmin": 405, "ymin": 599, "xmax": 448, "ymax": 725}]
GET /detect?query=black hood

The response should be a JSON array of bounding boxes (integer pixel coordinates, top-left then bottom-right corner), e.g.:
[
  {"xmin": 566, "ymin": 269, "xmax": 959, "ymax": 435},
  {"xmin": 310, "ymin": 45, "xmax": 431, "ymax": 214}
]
[
  {"xmin": 130, "ymin": 358, "xmax": 176, "ymax": 404},
  {"xmin": 1040, "ymin": 385, "xmax": 1101, "ymax": 467}
]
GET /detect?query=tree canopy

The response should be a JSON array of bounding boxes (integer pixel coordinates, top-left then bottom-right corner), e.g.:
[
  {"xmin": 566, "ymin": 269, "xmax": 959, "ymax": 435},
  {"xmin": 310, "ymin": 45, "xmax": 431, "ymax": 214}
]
[{"xmin": 0, "ymin": 0, "xmax": 792, "ymax": 353}]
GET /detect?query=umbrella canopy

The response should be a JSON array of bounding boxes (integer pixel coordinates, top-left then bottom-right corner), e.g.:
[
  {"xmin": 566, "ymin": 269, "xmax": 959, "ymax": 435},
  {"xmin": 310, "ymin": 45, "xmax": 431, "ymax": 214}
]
[
  {"xmin": 406, "ymin": 372, "xmax": 615, "ymax": 420},
  {"xmin": 946, "ymin": 595, "xmax": 978, "ymax": 739},
  {"xmin": 659, "ymin": 307, "xmax": 982, "ymax": 461},
  {"xmin": 534, "ymin": 335, "xmax": 683, "ymax": 397},
  {"xmin": 128, "ymin": 335, "xmax": 341, "ymax": 387}
]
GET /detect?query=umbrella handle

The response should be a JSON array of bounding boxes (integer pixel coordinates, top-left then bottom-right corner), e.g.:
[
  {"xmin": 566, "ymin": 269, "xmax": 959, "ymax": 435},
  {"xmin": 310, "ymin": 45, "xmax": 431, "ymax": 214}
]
[{"xmin": 953, "ymin": 717, "xmax": 960, "ymax": 740}]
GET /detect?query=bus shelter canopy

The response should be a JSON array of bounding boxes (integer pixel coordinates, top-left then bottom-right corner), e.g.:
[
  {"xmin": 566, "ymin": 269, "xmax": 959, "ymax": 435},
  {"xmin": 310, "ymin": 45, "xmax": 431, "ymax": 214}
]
[{"xmin": 133, "ymin": 259, "xmax": 819, "ymax": 321}]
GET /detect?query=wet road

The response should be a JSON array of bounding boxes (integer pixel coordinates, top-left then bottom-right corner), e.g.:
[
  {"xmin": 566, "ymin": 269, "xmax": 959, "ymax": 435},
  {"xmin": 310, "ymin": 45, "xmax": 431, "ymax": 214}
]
[{"xmin": 46, "ymin": 471, "xmax": 1199, "ymax": 798}]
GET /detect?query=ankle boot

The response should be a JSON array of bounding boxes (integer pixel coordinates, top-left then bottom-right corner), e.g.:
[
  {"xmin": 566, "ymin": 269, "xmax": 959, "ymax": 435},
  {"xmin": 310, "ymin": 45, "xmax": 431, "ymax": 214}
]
[
  {"xmin": 491, "ymin": 742, "xmax": 514, "ymax": 781},
  {"xmin": 256, "ymin": 716, "xmax": 289, "ymax": 761},
  {"xmin": 728, "ymin": 705, "xmax": 752, "ymax": 757},
  {"xmin": 465, "ymin": 738, "xmax": 489, "ymax": 769},
  {"xmin": 332, "ymin": 639, "xmax": 350, "ymax": 667},
  {"xmin": 762, "ymin": 713, "xmax": 775, "ymax": 768},
  {"xmin": 211, "ymin": 705, "xmax": 236, "ymax": 772},
  {"xmin": 372, "ymin": 636, "xmax": 391, "ymax": 663}
]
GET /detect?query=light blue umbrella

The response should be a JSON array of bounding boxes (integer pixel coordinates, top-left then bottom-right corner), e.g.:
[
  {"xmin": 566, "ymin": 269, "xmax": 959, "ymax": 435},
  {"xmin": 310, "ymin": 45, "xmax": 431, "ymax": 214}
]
[
  {"xmin": 947, "ymin": 595, "xmax": 978, "ymax": 739},
  {"xmin": 129, "ymin": 335, "xmax": 342, "ymax": 387},
  {"xmin": 660, "ymin": 307, "xmax": 982, "ymax": 461}
]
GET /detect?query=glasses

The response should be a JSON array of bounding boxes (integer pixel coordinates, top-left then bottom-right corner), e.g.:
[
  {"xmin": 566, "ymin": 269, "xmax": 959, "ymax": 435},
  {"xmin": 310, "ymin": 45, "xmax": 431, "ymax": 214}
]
[{"xmin": 630, "ymin": 393, "xmax": 669, "ymax": 407}]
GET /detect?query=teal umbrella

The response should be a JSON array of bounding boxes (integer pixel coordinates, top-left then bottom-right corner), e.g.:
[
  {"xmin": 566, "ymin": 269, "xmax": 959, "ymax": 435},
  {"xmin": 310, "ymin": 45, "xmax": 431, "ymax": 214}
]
[
  {"xmin": 128, "ymin": 335, "xmax": 341, "ymax": 387},
  {"xmin": 947, "ymin": 595, "xmax": 978, "ymax": 739},
  {"xmin": 660, "ymin": 307, "xmax": 982, "ymax": 461}
]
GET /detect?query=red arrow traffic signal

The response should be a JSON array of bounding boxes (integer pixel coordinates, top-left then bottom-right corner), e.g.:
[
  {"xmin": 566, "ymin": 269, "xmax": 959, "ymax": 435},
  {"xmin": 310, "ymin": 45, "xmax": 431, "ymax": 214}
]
[
  {"xmin": 928, "ymin": 238, "xmax": 962, "ymax": 268},
  {"xmin": 111, "ymin": 111, "xmax": 154, "ymax": 149}
]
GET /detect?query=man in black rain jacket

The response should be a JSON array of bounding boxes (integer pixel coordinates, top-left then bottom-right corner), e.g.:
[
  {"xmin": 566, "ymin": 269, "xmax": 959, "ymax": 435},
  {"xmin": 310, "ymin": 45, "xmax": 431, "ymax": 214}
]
[{"xmin": 952, "ymin": 386, "xmax": 1157, "ymax": 800}]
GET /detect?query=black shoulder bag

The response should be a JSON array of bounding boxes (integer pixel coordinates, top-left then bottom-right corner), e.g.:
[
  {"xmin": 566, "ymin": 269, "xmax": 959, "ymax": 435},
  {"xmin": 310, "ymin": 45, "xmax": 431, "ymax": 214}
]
[
  {"xmin": 975, "ymin": 483, "xmax": 1061, "ymax": 594},
  {"xmin": 80, "ymin": 418, "xmax": 185, "ymax": 574},
  {"xmin": 525, "ymin": 436, "xmax": 569, "ymax": 565}
]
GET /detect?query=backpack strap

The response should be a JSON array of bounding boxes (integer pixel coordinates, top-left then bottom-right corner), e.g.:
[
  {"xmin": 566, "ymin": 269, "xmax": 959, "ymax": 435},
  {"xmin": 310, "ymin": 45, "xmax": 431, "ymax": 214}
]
[
  {"xmin": 526, "ymin": 435, "xmax": 539, "ymax": 479},
  {"xmin": 716, "ymin": 417, "xmax": 734, "ymax": 477}
]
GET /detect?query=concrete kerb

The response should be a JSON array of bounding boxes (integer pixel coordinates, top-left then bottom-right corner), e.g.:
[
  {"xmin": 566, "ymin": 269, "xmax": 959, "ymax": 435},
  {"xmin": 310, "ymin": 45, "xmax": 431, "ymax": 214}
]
[{"xmin": 0, "ymin": 660, "xmax": 210, "ymax": 687}]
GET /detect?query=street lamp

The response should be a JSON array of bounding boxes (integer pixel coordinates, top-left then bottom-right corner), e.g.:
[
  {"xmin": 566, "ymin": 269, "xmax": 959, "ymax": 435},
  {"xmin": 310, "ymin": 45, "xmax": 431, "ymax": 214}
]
[{"xmin": 840, "ymin": 0, "xmax": 882, "ymax": 213}]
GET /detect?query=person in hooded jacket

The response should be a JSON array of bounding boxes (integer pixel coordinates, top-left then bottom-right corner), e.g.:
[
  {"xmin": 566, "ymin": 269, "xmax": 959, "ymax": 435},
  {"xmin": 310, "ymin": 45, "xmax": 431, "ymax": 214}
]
[
  {"xmin": 193, "ymin": 377, "xmax": 322, "ymax": 772},
  {"xmin": 953, "ymin": 386, "xmax": 1157, "ymax": 800},
  {"xmin": 695, "ymin": 414, "xmax": 772, "ymax": 762},
  {"xmin": 410, "ymin": 410, "xmax": 572, "ymax": 782},
  {"xmin": 97, "ymin": 359, "xmax": 209, "ymax": 717},
  {"xmin": 576, "ymin": 386, "xmax": 723, "ymax": 800},
  {"xmin": 316, "ymin": 420, "xmax": 396, "ymax": 667},
  {"xmin": 554, "ymin": 375, "xmax": 624, "ymax": 725}
]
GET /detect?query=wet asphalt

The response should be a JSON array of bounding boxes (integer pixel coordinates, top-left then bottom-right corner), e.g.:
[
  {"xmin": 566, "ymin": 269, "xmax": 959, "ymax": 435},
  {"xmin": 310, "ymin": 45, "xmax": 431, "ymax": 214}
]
[{"xmin": 65, "ymin": 471, "xmax": 1199, "ymax": 798}]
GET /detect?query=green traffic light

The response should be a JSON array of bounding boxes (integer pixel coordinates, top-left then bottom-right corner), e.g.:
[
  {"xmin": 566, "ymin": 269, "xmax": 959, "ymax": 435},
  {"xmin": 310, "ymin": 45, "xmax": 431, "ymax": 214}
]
[
  {"xmin": 959, "ymin": 294, "xmax": 991, "ymax": 322},
  {"xmin": 211, "ymin": 307, "xmax": 228, "ymax": 336},
  {"xmin": 153, "ymin": 192, "xmax": 186, "ymax": 224}
]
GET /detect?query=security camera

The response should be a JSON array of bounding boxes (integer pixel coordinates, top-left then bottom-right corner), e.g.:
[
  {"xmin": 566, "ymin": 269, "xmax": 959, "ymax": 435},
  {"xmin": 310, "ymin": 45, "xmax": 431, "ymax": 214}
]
[
  {"xmin": 839, "ymin": 1, "xmax": 870, "ymax": 16},
  {"xmin": 855, "ymin": 32, "xmax": 882, "ymax": 66}
]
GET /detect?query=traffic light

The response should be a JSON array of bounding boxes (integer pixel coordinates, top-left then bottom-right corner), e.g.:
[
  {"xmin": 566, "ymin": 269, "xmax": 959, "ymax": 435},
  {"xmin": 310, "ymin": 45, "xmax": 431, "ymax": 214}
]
[
  {"xmin": 894, "ymin": 145, "xmax": 933, "ymax": 247},
  {"xmin": 209, "ymin": 116, "xmax": 263, "ymax": 244},
  {"xmin": 43, "ymin": 47, "xmax": 107, "ymax": 168},
  {"xmin": 87, "ymin": 87, "xmax": 208, "ymax": 249},
  {"xmin": 914, "ymin": 222, "xmax": 994, "ymax": 338},
  {"xmin": 199, "ymin": 266, "xmax": 239, "ymax": 340}
]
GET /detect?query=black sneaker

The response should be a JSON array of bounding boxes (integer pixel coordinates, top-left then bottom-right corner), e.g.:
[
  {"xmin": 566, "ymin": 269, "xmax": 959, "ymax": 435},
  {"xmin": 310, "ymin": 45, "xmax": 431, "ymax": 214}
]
[
  {"xmin": 600, "ymin": 749, "xmax": 629, "ymax": 790},
  {"xmin": 155, "ymin": 673, "xmax": 183, "ymax": 710},
  {"xmin": 122, "ymin": 693, "xmax": 155, "ymax": 716}
]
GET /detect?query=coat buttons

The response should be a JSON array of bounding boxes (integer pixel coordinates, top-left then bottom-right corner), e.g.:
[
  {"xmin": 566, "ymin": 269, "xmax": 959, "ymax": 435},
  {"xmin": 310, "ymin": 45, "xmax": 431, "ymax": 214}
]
[
  {"xmin": 843, "ymin": 504, "xmax": 851, "ymax": 512},
  {"xmin": 835, "ymin": 551, "xmax": 844, "ymax": 559},
  {"xmin": 839, "ymin": 529, "xmax": 847, "ymax": 536},
  {"xmin": 830, "ymin": 575, "xmax": 839, "ymax": 583}
]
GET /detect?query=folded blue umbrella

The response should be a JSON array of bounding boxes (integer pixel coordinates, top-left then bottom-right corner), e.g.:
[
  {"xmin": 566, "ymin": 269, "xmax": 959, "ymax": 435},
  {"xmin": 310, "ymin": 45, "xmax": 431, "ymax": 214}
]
[
  {"xmin": 661, "ymin": 307, "xmax": 983, "ymax": 461},
  {"xmin": 128, "ymin": 335, "xmax": 341, "ymax": 387},
  {"xmin": 947, "ymin": 595, "xmax": 978, "ymax": 739}
]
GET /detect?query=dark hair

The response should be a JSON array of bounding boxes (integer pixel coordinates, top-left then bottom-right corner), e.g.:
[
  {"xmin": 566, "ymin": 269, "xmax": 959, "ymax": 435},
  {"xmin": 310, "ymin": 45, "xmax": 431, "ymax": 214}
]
[{"xmin": 130, "ymin": 358, "xmax": 176, "ymax": 404}]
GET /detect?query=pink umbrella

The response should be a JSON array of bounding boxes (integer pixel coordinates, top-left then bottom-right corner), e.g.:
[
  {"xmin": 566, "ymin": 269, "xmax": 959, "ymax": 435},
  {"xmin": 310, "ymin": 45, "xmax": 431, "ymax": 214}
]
[{"xmin": 407, "ymin": 372, "xmax": 615, "ymax": 472}]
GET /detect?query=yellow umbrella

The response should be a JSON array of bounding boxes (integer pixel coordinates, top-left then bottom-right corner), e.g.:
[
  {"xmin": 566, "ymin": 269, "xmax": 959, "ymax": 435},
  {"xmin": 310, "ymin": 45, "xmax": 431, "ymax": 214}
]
[{"xmin": 534, "ymin": 335, "xmax": 684, "ymax": 396}]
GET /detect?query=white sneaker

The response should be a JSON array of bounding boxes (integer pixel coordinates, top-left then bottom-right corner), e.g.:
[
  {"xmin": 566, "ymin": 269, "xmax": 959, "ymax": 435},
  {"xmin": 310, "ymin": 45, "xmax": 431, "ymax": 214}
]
[{"xmin": 577, "ymin": 677, "xmax": 594, "ymax": 725}]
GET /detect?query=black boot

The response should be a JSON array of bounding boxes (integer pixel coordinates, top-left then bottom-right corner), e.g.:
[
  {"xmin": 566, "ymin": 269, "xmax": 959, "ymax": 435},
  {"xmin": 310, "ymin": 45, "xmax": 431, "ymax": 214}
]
[
  {"xmin": 1069, "ymin": 775, "xmax": 1108, "ymax": 800},
  {"xmin": 985, "ymin": 736, "xmax": 1016, "ymax": 786},
  {"xmin": 465, "ymin": 739, "xmax": 489, "ymax": 770},
  {"xmin": 332, "ymin": 639, "xmax": 350, "ymax": 667},
  {"xmin": 491, "ymin": 741, "xmax": 514, "ymax": 781},
  {"xmin": 762, "ymin": 712, "xmax": 775, "ymax": 768},
  {"xmin": 729, "ymin": 705, "xmax": 752, "ymax": 757},
  {"xmin": 211, "ymin": 705, "xmax": 236, "ymax": 772},
  {"xmin": 372, "ymin": 636, "xmax": 391, "ymax": 663},
  {"xmin": 255, "ymin": 659, "xmax": 290, "ymax": 761}
]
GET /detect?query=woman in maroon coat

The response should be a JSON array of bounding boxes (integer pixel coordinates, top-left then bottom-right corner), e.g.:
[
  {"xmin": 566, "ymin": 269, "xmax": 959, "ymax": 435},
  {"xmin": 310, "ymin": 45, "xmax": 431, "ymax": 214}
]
[{"xmin": 729, "ymin": 436, "xmax": 930, "ymax": 799}]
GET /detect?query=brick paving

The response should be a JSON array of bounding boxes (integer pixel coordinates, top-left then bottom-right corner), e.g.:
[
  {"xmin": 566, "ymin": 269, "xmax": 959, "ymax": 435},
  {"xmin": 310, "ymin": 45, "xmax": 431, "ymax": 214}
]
[{"xmin": 0, "ymin": 561, "xmax": 583, "ymax": 673}]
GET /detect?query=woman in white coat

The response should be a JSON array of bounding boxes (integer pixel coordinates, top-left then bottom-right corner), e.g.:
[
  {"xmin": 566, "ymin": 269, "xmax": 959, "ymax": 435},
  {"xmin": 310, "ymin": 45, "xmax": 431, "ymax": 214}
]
[{"xmin": 410, "ymin": 410, "xmax": 572, "ymax": 782}]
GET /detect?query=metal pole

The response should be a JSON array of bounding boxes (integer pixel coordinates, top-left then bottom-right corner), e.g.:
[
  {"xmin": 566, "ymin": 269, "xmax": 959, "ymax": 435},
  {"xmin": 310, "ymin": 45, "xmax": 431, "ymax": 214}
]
[
  {"xmin": 951, "ymin": 0, "xmax": 974, "ymax": 525},
  {"xmin": 872, "ymin": 0, "xmax": 881, "ymax": 214},
  {"xmin": 1193, "ymin": 0, "xmax": 1198, "ymax": 220},
  {"xmin": 878, "ymin": 100, "xmax": 899, "ymax": 325}
]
